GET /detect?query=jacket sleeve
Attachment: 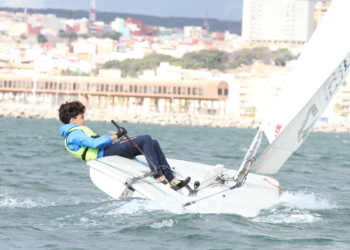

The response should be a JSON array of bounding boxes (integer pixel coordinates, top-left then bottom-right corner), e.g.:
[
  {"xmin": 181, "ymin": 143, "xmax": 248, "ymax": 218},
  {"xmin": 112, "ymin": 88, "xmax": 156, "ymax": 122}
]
[{"xmin": 68, "ymin": 130, "xmax": 113, "ymax": 149}]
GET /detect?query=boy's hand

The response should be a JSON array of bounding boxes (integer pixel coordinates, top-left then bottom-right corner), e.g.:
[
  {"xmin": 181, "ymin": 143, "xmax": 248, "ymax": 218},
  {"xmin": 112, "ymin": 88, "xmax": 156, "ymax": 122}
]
[{"xmin": 116, "ymin": 127, "xmax": 127, "ymax": 138}]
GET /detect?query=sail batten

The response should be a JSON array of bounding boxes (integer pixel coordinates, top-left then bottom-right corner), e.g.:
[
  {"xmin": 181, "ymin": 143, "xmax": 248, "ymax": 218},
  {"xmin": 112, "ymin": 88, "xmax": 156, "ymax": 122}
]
[{"xmin": 251, "ymin": 0, "xmax": 350, "ymax": 174}]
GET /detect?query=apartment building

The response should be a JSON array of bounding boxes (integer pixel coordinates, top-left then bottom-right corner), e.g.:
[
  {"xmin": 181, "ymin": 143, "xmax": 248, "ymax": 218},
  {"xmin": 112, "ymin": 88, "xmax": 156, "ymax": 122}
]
[
  {"xmin": 110, "ymin": 18, "xmax": 130, "ymax": 37},
  {"xmin": 229, "ymin": 65, "xmax": 293, "ymax": 118},
  {"xmin": 184, "ymin": 26, "xmax": 204, "ymax": 40},
  {"xmin": 231, "ymin": 64, "xmax": 350, "ymax": 119},
  {"xmin": 314, "ymin": 1, "xmax": 332, "ymax": 30},
  {"xmin": 334, "ymin": 85, "xmax": 350, "ymax": 117},
  {"xmin": 242, "ymin": 0, "xmax": 315, "ymax": 45}
]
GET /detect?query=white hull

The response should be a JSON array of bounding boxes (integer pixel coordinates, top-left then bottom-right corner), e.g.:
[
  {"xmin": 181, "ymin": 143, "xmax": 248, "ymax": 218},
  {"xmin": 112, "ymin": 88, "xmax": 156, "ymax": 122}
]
[{"xmin": 87, "ymin": 156, "xmax": 280, "ymax": 217}]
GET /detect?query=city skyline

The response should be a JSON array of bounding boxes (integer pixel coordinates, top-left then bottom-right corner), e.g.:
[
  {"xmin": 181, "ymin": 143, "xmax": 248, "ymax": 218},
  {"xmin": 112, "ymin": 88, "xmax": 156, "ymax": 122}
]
[{"xmin": 0, "ymin": 0, "xmax": 328, "ymax": 21}]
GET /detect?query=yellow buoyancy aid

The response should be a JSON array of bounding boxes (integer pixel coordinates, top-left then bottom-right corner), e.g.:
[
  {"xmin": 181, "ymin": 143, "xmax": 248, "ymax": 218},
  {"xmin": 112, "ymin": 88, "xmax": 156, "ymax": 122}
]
[{"xmin": 64, "ymin": 126, "xmax": 100, "ymax": 161}]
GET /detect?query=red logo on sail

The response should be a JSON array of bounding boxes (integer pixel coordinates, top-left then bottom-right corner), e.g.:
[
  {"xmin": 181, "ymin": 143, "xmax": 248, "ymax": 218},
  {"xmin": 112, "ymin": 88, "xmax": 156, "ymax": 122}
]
[{"xmin": 275, "ymin": 124, "xmax": 282, "ymax": 137}]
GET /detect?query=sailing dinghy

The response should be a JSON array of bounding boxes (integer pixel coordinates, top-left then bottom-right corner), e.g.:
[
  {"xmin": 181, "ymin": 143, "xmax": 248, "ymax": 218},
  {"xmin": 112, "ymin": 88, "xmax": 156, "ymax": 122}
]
[{"xmin": 87, "ymin": 0, "xmax": 350, "ymax": 217}]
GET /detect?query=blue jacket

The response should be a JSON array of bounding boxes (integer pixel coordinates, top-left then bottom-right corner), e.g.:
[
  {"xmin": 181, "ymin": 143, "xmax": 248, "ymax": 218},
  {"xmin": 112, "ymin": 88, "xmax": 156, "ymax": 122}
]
[{"xmin": 60, "ymin": 123, "xmax": 113, "ymax": 158}]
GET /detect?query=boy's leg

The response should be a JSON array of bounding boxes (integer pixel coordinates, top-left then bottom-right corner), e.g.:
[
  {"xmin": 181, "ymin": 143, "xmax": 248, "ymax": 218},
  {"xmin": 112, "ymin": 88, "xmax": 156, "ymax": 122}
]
[
  {"xmin": 103, "ymin": 135, "xmax": 190, "ymax": 190},
  {"xmin": 103, "ymin": 135, "xmax": 164, "ymax": 179},
  {"xmin": 152, "ymin": 139, "xmax": 175, "ymax": 182}
]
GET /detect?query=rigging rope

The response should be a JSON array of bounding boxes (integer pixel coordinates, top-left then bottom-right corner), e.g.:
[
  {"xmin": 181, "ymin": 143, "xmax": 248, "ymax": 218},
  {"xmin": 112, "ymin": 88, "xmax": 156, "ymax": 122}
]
[
  {"xmin": 134, "ymin": 158, "xmax": 245, "ymax": 187},
  {"xmin": 199, "ymin": 160, "xmax": 244, "ymax": 185},
  {"xmin": 133, "ymin": 158, "xmax": 193, "ymax": 184},
  {"xmin": 183, "ymin": 185, "xmax": 236, "ymax": 207}
]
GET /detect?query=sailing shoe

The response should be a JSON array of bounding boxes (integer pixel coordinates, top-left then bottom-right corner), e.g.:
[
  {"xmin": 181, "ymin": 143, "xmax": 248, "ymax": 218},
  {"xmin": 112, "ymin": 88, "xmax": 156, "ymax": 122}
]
[
  {"xmin": 167, "ymin": 177, "xmax": 191, "ymax": 191},
  {"xmin": 161, "ymin": 180, "xmax": 169, "ymax": 185}
]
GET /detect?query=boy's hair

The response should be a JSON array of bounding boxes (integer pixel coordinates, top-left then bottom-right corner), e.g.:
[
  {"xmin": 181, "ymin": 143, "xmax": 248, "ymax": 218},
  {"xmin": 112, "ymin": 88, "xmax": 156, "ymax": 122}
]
[{"xmin": 58, "ymin": 101, "xmax": 86, "ymax": 124}]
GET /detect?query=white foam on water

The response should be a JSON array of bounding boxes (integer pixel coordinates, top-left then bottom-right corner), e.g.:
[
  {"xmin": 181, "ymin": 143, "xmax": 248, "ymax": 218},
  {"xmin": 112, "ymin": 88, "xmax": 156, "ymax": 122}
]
[
  {"xmin": 84, "ymin": 198, "xmax": 184, "ymax": 220},
  {"xmin": 103, "ymin": 198, "xmax": 184, "ymax": 216},
  {"xmin": 0, "ymin": 193, "xmax": 55, "ymax": 208},
  {"xmin": 253, "ymin": 210, "xmax": 321, "ymax": 224},
  {"xmin": 253, "ymin": 190, "xmax": 336, "ymax": 224},
  {"xmin": 92, "ymin": 196, "xmax": 115, "ymax": 203},
  {"xmin": 276, "ymin": 190, "xmax": 337, "ymax": 210},
  {"xmin": 52, "ymin": 199, "xmax": 182, "ymax": 229},
  {"xmin": 53, "ymin": 213, "xmax": 102, "ymax": 229},
  {"xmin": 0, "ymin": 188, "xmax": 90, "ymax": 209},
  {"xmin": 147, "ymin": 219, "xmax": 177, "ymax": 229},
  {"xmin": 342, "ymin": 140, "xmax": 348, "ymax": 143}
]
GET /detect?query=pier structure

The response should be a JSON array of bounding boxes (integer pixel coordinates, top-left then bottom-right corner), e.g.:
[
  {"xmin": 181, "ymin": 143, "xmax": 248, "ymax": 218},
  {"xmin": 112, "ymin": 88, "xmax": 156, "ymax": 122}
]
[{"xmin": 0, "ymin": 75, "xmax": 229, "ymax": 114}]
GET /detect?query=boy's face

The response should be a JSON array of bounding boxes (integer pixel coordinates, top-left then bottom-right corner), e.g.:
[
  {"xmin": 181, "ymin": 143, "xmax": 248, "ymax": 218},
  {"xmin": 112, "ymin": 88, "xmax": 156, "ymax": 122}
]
[{"xmin": 70, "ymin": 113, "xmax": 85, "ymax": 126}]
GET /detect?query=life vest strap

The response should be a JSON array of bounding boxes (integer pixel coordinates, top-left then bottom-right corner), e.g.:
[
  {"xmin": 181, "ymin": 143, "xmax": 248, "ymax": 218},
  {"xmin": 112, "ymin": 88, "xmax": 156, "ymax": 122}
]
[{"xmin": 81, "ymin": 147, "xmax": 89, "ymax": 161}]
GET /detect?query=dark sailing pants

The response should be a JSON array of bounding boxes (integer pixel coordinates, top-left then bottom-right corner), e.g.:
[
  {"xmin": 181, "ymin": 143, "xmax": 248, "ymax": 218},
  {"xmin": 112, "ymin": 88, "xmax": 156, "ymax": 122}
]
[{"xmin": 103, "ymin": 135, "xmax": 175, "ymax": 181}]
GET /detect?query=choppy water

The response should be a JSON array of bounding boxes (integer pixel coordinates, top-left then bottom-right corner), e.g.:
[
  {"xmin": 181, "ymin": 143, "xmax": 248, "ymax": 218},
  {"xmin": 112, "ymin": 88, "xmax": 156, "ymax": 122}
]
[{"xmin": 0, "ymin": 117, "xmax": 349, "ymax": 250}]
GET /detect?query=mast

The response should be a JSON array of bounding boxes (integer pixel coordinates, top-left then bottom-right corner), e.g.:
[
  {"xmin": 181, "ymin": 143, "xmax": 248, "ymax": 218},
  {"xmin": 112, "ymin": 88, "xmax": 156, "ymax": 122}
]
[{"xmin": 234, "ymin": 129, "xmax": 264, "ymax": 187}]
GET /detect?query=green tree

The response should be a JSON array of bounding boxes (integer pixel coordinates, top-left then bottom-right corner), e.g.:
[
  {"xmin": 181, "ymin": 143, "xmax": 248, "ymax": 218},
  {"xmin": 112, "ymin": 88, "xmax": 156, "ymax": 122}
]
[
  {"xmin": 102, "ymin": 54, "xmax": 183, "ymax": 77},
  {"xmin": 37, "ymin": 34, "xmax": 48, "ymax": 44},
  {"xmin": 227, "ymin": 48, "xmax": 295, "ymax": 69},
  {"xmin": 58, "ymin": 30, "xmax": 78, "ymax": 42},
  {"xmin": 182, "ymin": 50, "xmax": 228, "ymax": 70},
  {"xmin": 272, "ymin": 49, "xmax": 294, "ymax": 66},
  {"xmin": 64, "ymin": 10, "xmax": 75, "ymax": 19},
  {"xmin": 100, "ymin": 32, "xmax": 122, "ymax": 41},
  {"xmin": 58, "ymin": 29, "xmax": 65, "ymax": 38},
  {"xmin": 101, "ymin": 48, "xmax": 296, "ymax": 76},
  {"xmin": 333, "ymin": 103, "xmax": 342, "ymax": 114},
  {"xmin": 77, "ymin": 32, "xmax": 122, "ymax": 41},
  {"xmin": 66, "ymin": 31, "xmax": 78, "ymax": 42},
  {"xmin": 63, "ymin": 71, "xmax": 89, "ymax": 76}
]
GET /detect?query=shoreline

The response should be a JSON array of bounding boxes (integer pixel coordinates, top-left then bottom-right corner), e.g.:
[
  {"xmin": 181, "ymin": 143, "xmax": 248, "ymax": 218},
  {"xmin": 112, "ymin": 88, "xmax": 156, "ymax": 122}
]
[{"xmin": 1, "ymin": 105, "xmax": 349, "ymax": 133}]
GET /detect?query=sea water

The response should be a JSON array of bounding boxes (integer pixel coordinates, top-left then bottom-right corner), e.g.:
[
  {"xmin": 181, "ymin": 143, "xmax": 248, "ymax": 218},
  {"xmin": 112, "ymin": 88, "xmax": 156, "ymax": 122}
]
[{"xmin": 0, "ymin": 117, "xmax": 349, "ymax": 250}]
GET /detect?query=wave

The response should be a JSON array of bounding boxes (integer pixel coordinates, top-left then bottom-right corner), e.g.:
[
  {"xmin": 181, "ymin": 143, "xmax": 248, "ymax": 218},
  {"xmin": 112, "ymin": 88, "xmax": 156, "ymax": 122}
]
[
  {"xmin": 0, "ymin": 188, "xmax": 92, "ymax": 209},
  {"xmin": 147, "ymin": 219, "xmax": 177, "ymax": 229},
  {"xmin": 276, "ymin": 190, "xmax": 337, "ymax": 210},
  {"xmin": 253, "ymin": 189, "xmax": 337, "ymax": 224},
  {"xmin": 0, "ymin": 192, "xmax": 55, "ymax": 209},
  {"xmin": 52, "ymin": 199, "xmax": 183, "ymax": 229},
  {"xmin": 87, "ymin": 198, "xmax": 184, "ymax": 217}
]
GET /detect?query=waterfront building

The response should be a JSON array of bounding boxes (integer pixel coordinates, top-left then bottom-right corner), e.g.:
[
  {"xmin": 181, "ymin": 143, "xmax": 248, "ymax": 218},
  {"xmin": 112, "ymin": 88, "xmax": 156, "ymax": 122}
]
[
  {"xmin": 0, "ymin": 75, "xmax": 229, "ymax": 115},
  {"xmin": 0, "ymin": 68, "xmax": 348, "ymax": 118}
]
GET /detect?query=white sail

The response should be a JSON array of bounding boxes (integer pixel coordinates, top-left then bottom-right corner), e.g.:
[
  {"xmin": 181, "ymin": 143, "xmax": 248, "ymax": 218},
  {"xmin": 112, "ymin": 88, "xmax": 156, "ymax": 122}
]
[{"xmin": 251, "ymin": 0, "xmax": 350, "ymax": 174}]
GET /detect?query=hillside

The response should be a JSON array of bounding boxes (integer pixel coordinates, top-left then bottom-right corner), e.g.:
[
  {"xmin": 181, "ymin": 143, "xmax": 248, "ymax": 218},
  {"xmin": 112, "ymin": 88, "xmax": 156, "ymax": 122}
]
[{"xmin": 0, "ymin": 7, "xmax": 242, "ymax": 34}]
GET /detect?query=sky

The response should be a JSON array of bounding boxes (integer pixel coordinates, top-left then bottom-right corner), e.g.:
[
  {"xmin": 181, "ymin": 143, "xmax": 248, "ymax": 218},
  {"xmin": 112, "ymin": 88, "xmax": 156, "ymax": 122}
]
[{"xmin": 0, "ymin": 0, "xmax": 329, "ymax": 21}]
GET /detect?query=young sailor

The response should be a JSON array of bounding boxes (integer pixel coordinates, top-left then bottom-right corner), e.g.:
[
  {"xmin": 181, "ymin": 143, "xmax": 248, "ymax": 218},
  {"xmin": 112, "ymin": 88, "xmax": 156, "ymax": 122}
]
[{"xmin": 59, "ymin": 101, "xmax": 190, "ymax": 190}]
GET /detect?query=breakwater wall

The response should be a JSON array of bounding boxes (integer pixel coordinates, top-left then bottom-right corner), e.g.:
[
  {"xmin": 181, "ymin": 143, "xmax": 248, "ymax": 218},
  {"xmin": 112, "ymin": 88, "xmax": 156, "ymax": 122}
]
[{"xmin": 1, "ymin": 106, "xmax": 349, "ymax": 133}]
